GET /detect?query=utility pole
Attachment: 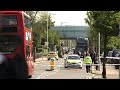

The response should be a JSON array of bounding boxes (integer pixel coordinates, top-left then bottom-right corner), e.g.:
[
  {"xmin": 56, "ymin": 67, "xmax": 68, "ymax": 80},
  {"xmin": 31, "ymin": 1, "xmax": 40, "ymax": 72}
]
[{"xmin": 98, "ymin": 33, "xmax": 100, "ymax": 70}]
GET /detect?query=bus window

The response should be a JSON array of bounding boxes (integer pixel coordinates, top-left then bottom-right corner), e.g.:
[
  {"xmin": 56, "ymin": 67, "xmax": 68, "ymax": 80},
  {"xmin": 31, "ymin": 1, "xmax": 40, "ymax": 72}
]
[
  {"xmin": 26, "ymin": 45, "xmax": 30, "ymax": 57},
  {"xmin": 24, "ymin": 16, "xmax": 32, "ymax": 30}
]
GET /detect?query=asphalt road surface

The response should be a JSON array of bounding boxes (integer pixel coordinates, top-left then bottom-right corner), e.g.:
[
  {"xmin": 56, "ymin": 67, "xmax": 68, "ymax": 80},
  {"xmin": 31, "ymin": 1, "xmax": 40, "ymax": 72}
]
[{"xmin": 31, "ymin": 57, "xmax": 94, "ymax": 79}]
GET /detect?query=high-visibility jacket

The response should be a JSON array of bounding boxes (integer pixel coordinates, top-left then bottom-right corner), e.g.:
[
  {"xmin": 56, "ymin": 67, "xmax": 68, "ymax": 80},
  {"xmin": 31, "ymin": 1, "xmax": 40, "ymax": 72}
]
[{"xmin": 84, "ymin": 56, "xmax": 92, "ymax": 64}]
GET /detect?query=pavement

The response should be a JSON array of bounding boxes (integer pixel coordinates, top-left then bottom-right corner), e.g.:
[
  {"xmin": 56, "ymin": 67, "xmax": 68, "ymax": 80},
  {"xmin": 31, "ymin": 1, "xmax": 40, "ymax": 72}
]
[{"xmin": 91, "ymin": 65, "xmax": 119, "ymax": 79}]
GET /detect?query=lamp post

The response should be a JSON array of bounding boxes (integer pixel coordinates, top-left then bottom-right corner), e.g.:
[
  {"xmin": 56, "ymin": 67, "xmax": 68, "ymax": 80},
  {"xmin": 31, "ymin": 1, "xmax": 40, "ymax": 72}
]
[
  {"xmin": 61, "ymin": 22, "xmax": 67, "ymax": 26},
  {"xmin": 47, "ymin": 11, "xmax": 49, "ymax": 53},
  {"xmin": 46, "ymin": 12, "xmax": 56, "ymax": 52},
  {"xmin": 98, "ymin": 33, "xmax": 100, "ymax": 70}
]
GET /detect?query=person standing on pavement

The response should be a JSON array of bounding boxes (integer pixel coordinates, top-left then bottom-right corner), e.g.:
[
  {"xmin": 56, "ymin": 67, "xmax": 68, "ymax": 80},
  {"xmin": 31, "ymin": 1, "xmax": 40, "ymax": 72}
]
[
  {"xmin": 78, "ymin": 51, "xmax": 81, "ymax": 57},
  {"xmin": 90, "ymin": 51, "xmax": 96, "ymax": 64},
  {"xmin": 84, "ymin": 53, "xmax": 92, "ymax": 73},
  {"xmin": 83, "ymin": 51, "xmax": 86, "ymax": 59},
  {"xmin": 90, "ymin": 51, "xmax": 99, "ymax": 70}
]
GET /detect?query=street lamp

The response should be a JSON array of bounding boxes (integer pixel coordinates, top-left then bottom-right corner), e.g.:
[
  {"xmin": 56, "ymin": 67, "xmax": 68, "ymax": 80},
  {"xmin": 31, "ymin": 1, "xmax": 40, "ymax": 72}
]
[
  {"xmin": 46, "ymin": 11, "xmax": 56, "ymax": 52},
  {"xmin": 61, "ymin": 22, "xmax": 67, "ymax": 26},
  {"xmin": 47, "ymin": 11, "xmax": 49, "ymax": 53}
]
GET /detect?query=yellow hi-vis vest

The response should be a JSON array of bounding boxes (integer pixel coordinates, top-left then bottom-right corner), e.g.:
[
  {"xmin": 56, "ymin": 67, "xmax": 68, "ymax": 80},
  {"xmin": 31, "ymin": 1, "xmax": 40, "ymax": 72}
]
[{"xmin": 84, "ymin": 56, "xmax": 92, "ymax": 64}]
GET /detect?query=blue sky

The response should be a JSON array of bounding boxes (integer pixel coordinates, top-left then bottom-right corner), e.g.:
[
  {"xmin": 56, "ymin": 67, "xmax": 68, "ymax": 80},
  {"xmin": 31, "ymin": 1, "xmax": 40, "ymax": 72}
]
[{"xmin": 49, "ymin": 11, "xmax": 88, "ymax": 26}]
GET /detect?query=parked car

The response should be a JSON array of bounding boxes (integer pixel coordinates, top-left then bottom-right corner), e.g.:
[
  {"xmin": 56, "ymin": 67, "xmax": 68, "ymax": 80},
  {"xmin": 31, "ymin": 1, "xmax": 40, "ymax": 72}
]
[
  {"xmin": 47, "ymin": 52, "xmax": 58, "ymax": 60},
  {"xmin": 107, "ymin": 51, "xmax": 113, "ymax": 64},
  {"xmin": 107, "ymin": 50, "xmax": 120, "ymax": 69},
  {"xmin": 64, "ymin": 54, "xmax": 82, "ymax": 68}
]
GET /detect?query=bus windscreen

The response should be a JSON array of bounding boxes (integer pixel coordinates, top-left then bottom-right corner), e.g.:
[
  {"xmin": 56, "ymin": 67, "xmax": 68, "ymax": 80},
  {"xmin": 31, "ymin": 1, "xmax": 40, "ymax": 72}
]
[
  {"xmin": 0, "ymin": 15, "xmax": 17, "ymax": 26},
  {"xmin": 0, "ymin": 35, "xmax": 21, "ymax": 54},
  {"xmin": 0, "ymin": 15, "xmax": 18, "ymax": 32}
]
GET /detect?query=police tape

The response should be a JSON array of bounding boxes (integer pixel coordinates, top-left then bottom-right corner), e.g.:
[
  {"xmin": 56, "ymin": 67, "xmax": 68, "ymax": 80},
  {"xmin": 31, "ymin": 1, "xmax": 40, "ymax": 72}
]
[
  {"xmin": 83, "ymin": 64, "xmax": 120, "ymax": 66},
  {"xmin": 35, "ymin": 63, "xmax": 120, "ymax": 66},
  {"xmin": 100, "ymin": 57, "xmax": 120, "ymax": 59}
]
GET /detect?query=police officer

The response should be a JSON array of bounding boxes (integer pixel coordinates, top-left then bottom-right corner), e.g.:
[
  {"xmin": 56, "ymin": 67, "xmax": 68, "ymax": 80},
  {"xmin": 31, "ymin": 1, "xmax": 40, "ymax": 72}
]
[{"xmin": 84, "ymin": 53, "xmax": 92, "ymax": 73}]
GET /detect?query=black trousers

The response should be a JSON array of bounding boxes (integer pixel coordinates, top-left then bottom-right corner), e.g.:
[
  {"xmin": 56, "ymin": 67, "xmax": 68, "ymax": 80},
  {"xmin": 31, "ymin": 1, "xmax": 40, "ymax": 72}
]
[{"xmin": 86, "ymin": 65, "xmax": 91, "ymax": 73}]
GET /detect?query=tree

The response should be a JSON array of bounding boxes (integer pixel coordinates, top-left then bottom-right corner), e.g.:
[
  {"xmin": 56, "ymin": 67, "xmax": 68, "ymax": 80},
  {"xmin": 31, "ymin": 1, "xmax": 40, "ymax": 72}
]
[
  {"xmin": 28, "ymin": 11, "xmax": 60, "ymax": 52},
  {"xmin": 85, "ymin": 11, "xmax": 98, "ymax": 52},
  {"xmin": 107, "ymin": 36, "xmax": 120, "ymax": 50},
  {"xmin": 48, "ymin": 30, "xmax": 60, "ymax": 51},
  {"xmin": 85, "ymin": 11, "xmax": 120, "ymax": 78}
]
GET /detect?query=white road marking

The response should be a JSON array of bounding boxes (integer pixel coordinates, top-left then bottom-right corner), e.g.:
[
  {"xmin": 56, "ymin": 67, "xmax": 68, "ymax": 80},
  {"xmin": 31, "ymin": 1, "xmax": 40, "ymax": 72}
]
[
  {"xmin": 39, "ymin": 65, "xmax": 62, "ymax": 79},
  {"xmin": 35, "ymin": 65, "xmax": 62, "ymax": 79},
  {"xmin": 40, "ymin": 69, "xmax": 59, "ymax": 79},
  {"xmin": 36, "ymin": 71, "xmax": 46, "ymax": 79}
]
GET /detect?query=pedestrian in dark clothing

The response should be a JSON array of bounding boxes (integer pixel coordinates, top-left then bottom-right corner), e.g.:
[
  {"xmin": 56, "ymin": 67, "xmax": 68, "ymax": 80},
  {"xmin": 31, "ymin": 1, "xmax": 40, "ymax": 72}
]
[
  {"xmin": 83, "ymin": 51, "xmax": 86, "ymax": 59},
  {"xmin": 78, "ymin": 51, "xmax": 81, "ymax": 57},
  {"xmin": 90, "ymin": 51, "xmax": 99, "ymax": 70},
  {"xmin": 90, "ymin": 51, "xmax": 96, "ymax": 64}
]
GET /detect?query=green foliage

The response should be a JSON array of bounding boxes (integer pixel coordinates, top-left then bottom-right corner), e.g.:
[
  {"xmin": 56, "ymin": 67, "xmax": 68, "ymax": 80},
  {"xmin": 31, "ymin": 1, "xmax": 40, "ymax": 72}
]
[
  {"xmin": 41, "ymin": 37, "xmax": 46, "ymax": 45},
  {"xmin": 107, "ymin": 36, "xmax": 120, "ymax": 50},
  {"xmin": 48, "ymin": 30, "xmax": 60, "ymax": 50},
  {"xmin": 30, "ymin": 11, "xmax": 60, "ymax": 51},
  {"xmin": 85, "ymin": 11, "xmax": 120, "ymax": 52}
]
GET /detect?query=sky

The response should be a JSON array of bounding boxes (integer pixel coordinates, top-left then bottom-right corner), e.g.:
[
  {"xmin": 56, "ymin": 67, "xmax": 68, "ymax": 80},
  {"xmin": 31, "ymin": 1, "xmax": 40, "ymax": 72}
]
[{"xmin": 49, "ymin": 11, "xmax": 88, "ymax": 26}]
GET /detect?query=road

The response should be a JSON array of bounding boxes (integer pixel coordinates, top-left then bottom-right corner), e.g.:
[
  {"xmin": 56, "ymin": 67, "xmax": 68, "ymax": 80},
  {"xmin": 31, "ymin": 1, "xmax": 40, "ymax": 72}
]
[
  {"xmin": 32, "ymin": 56, "xmax": 94, "ymax": 79},
  {"xmin": 31, "ymin": 55, "xmax": 120, "ymax": 79}
]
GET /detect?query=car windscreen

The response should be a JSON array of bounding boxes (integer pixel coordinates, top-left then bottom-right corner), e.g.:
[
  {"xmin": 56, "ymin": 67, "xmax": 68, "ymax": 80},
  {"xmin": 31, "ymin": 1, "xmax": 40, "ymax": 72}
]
[
  {"xmin": 0, "ymin": 35, "xmax": 21, "ymax": 54},
  {"xmin": 67, "ymin": 56, "xmax": 80, "ymax": 60}
]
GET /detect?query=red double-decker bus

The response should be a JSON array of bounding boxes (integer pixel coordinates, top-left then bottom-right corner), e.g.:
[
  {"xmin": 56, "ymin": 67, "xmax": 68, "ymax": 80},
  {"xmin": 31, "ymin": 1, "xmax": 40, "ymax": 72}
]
[{"xmin": 0, "ymin": 11, "xmax": 34, "ymax": 79}]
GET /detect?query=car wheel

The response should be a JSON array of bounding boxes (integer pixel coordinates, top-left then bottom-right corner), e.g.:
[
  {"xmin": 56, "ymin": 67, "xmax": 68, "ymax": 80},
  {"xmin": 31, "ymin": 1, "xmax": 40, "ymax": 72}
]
[
  {"xmin": 64, "ymin": 63, "xmax": 68, "ymax": 68},
  {"xmin": 115, "ymin": 65, "xmax": 119, "ymax": 69},
  {"xmin": 79, "ymin": 66, "xmax": 82, "ymax": 69},
  {"xmin": 65, "ymin": 66, "xmax": 68, "ymax": 68}
]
